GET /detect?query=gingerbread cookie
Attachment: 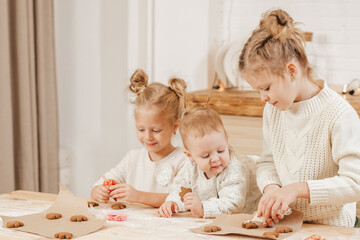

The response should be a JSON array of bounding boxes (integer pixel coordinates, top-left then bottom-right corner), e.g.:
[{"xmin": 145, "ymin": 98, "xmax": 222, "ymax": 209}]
[
  {"xmin": 70, "ymin": 215, "xmax": 88, "ymax": 222},
  {"xmin": 242, "ymin": 221, "xmax": 258, "ymax": 229},
  {"xmin": 87, "ymin": 201, "xmax": 99, "ymax": 207},
  {"xmin": 46, "ymin": 213, "xmax": 62, "ymax": 220},
  {"xmin": 263, "ymin": 231, "xmax": 279, "ymax": 238},
  {"xmin": 54, "ymin": 232, "xmax": 73, "ymax": 239},
  {"xmin": 111, "ymin": 203, "xmax": 126, "ymax": 210},
  {"xmin": 275, "ymin": 226, "xmax": 293, "ymax": 233},
  {"xmin": 204, "ymin": 225, "xmax": 221, "ymax": 232},
  {"xmin": 179, "ymin": 187, "xmax": 192, "ymax": 202},
  {"xmin": 6, "ymin": 221, "xmax": 24, "ymax": 228}
]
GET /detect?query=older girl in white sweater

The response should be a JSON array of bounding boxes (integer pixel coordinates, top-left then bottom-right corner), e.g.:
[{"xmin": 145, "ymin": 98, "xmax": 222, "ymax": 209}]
[{"xmin": 239, "ymin": 9, "xmax": 360, "ymax": 227}]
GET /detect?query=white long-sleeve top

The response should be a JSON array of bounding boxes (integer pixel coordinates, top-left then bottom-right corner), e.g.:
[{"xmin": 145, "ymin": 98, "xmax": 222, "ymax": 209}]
[
  {"xmin": 257, "ymin": 82, "xmax": 360, "ymax": 226},
  {"xmin": 166, "ymin": 152, "xmax": 260, "ymax": 218},
  {"xmin": 94, "ymin": 147, "xmax": 186, "ymax": 193}
]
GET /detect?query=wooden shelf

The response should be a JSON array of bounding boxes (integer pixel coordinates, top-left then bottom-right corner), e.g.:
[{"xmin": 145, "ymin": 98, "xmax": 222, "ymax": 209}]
[
  {"xmin": 187, "ymin": 88, "xmax": 360, "ymax": 117},
  {"xmin": 187, "ymin": 89, "xmax": 265, "ymax": 117}
]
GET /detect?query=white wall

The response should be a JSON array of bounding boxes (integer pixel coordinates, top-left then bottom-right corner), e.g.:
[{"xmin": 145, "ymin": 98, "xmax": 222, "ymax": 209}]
[
  {"xmin": 222, "ymin": 0, "xmax": 360, "ymax": 85},
  {"xmin": 55, "ymin": 0, "xmax": 138, "ymax": 196},
  {"xmin": 54, "ymin": 0, "xmax": 212, "ymax": 196}
]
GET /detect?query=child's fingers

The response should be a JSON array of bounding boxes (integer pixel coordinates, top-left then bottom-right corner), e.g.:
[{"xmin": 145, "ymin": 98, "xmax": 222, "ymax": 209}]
[
  {"xmin": 266, "ymin": 218, "xmax": 274, "ymax": 227},
  {"xmin": 183, "ymin": 193, "xmax": 193, "ymax": 202},
  {"xmin": 271, "ymin": 201, "xmax": 281, "ymax": 223},
  {"xmin": 257, "ymin": 195, "xmax": 268, "ymax": 217},
  {"xmin": 263, "ymin": 198, "xmax": 275, "ymax": 221},
  {"xmin": 280, "ymin": 203, "xmax": 288, "ymax": 216},
  {"xmin": 173, "ymin": 203, "xmax": 179, "ymax": 213},
  {"xmin": 157, "ymin": 208, "xmax": 166, "ymax": 217},
  {"xmin": 164, "ymin": 205, "xmax": 173, "ymax": 217}
]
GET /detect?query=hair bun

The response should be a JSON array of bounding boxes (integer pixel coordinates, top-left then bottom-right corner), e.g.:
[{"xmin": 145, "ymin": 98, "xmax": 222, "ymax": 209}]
[
  {"xmin": 259, "ymin": 9, "xmax": 294, "ymax": 40},
  {"xmin": 168, "ymin": 77, "xmax": 187, "ymax": 98},
  {"xmin": 129, "ymin": 69, "xmax": 148, "ymax": 95}
]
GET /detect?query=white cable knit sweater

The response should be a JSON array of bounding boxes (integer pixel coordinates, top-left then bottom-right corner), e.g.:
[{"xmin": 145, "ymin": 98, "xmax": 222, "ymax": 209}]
[
  {"xmin": 166, "ymin": 152, "xmax": 260, "ymax": 218},
  {"xmin": 257, "ymin": 82, "xmax": 360, "ymax": 226}
]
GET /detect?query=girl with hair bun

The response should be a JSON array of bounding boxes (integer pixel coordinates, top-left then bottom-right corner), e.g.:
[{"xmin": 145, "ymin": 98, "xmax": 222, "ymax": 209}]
[
  {"xmin": 91, "ymin": 69, "xmax": 188, "ymax": 207},
  {"xmin": 239, "ymin": 9, "xmax": 360, "ymax": 227}
]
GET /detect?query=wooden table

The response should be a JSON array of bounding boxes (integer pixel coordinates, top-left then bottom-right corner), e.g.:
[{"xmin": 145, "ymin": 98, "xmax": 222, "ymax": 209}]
[{"xmin": 0, "ymin": 191, "xmax": 359, "ymax": 240}]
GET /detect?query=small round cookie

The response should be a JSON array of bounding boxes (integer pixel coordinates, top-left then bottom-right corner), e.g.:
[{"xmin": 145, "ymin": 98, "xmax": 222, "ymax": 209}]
[
  {"xmin": 70, "ymin": 215, "xmax": 88, "ymax": 222},
  {"xmin": 263, "ymin": 231, "xmax": 279, "ymax": 238},
  {"xmin": 46, "ymin": 213, "xmax": 62, "ymax": 220},
  {"xmin": 54, "ymin": 232, "xmax": 73, "ymax": 239},
  {"xmin": 87, "ymin": 201, "xmax": 99, "ymax": 207},
  {"xmin": 275, "ymin": 226, "xmax": 293, "ymax": 233},
  {"xmin": 6, "ymin": 221, "xmax": 24, "ymax": 228},
  {"xmin": 111, "ymin": 203, "xmax": 126, "ymax": 210}
]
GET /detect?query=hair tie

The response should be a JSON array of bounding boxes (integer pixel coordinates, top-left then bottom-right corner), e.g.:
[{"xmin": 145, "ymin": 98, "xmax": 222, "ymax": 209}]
[{"xmin": 168, "ymin": 87, "xmax": 179, "ymax": 98}]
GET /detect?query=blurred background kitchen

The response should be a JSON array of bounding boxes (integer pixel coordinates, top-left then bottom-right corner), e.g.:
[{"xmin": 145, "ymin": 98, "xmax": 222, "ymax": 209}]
[{"xmin": 1, "ymin": 0, "xmax": 359, "ymax": 197}]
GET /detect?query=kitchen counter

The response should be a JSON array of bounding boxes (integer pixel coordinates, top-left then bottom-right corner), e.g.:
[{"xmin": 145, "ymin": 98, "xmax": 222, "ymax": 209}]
[{"xmin": 0, "ymin": 190, "xmax": 359, "ymax": 239}]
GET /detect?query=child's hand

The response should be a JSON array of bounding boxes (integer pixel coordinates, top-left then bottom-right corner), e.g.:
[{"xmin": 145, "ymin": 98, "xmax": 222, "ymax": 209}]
[
  {"xmin": 183, "ymin": 192, "xmax": 204, "ymax": 217},
  {"xmin": 91, "ymin": 185, "xmax": 110, "ymax": 203},
  {"xmin": 257, "ymin": 183, "xmax": 309, "ymax": 227},
  {"xmin": 156, "ymin": 201, "xmax": 179, "ymax": 218},
  {"xmin": 109, "ymin": 183, "xmax": 140, "ymax": 203}
]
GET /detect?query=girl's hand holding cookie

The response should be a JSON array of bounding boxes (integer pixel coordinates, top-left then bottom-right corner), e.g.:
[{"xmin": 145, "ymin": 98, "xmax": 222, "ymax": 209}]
[
  {"xmin": 91, "ymin": 185, "xmax": 110, "ymax": 203},
  {"xmin": 156, "ymin": 201, "xmax": 179, "ymax": 218},
  {"xmin": 109, "ymin": 183, "xmax": 140, "ymax": 203},
  {"xmin": 183, "ymin": 192, "xmax": 204, "ymax": 217}
]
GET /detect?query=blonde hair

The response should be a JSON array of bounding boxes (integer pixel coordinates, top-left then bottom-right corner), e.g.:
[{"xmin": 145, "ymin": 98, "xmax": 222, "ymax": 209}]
[
  {"xmin": 179, "ymin": 107, "xmax": 227, "ymax": 149},
  {"xmin": 128, "ymin": 69, "xmax": 187, "ymax": 123},
  {"xmin": 239, "ymin": 9, "xmax": 314, "ymax": 81}
]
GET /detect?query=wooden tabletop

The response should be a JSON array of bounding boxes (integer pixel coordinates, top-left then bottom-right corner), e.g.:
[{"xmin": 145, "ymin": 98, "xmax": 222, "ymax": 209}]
[{"xmin": 0, "ymin": 190, "xmax": 359, "ymax": 240}]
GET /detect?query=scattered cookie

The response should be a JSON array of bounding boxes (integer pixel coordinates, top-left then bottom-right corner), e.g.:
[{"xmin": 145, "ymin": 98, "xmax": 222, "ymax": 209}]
[
  {"xmin": 87, "ymin": 201, "xmax": 99, "ymax": 207},
  {"xmin": 111, "ymin": 203, "xmax": 126, "ymax": 210},
  {"xmin": 6, "ymin": 221, "xmax": 24, "ymax": 228},
  {"xmin": 70, "ymin": 215, "xmax": 88, "ymax": 222},
  {"xmin": 263, "ymin": 231, "xmax": 279, "ymax": 238},
  {"xmin": 179, "ymin": 187, "xmax": 192, "ymax": 202},
  {"xmin": 203, "ymin": 225, "xmax": 221, "ymax": 232},
  {"xmin": 54, "ymin": 232, "xmax": 73, "ymax": 239},
  {"xmin": 46, "ymin": 213, "xmax": 62, "ymax": 220},
  {"xmin": 275, "ymin": 226, "xmax": 293, "ymax": 233},
  {"xmin": 242, "ymin": 221, "xmax": 258, "ymax": 229}
]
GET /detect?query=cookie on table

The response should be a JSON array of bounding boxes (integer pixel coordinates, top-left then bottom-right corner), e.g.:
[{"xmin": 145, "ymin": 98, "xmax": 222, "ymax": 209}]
[
  {"xmin": 241, "ymin": 221, "xmax": 258, "ymax": 229},
  {"xmin": 6, "ymin": 221, "xmax": 24, "ymax": 228},
  {"xmin": 263, "ymin": 231, "xmax": 279, "ymax": 238},
  {"xmin": 87, "ymin": 201, "xmax": 99, "ymax": 207},
  {"xmin": 111, "ymin": 203, "xmax": 126, "ymax": 210},
  {"xmin": 203, "ymin": 225, "xmax": 221, "ymax": 232},
  {"xmin": 275, "ymin": 226, "xmax": 293, "ymax": 233},
  {"xmin": 70, "ymin": 215, "xmax": 88, "ymax": 222},
  {"xmin": 54, "ymin": 232, "xmax": 73, "ymax": 239},
  {"xmin": 46, "ymin": 213, "xmax": 62, "ymax": 220}
]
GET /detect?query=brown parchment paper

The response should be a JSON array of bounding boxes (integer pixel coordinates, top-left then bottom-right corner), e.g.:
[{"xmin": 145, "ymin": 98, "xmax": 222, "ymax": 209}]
[
  {"xmin": 1, "ymin": 184, "xmax": 105, "ymax": 239},
  {"xmin": 191, "ymin": 209, "xmax": 303, "ymax": 239}
]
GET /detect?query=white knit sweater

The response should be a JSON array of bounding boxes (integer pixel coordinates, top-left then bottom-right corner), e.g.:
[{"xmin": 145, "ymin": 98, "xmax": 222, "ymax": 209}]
[
  {"xmin": 166, "ymin": 152, "xmax": 260, "ymax": 218},
  {"xmin": 257, "ymin": 82, "xmax": 360, "ymax": 226}
]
